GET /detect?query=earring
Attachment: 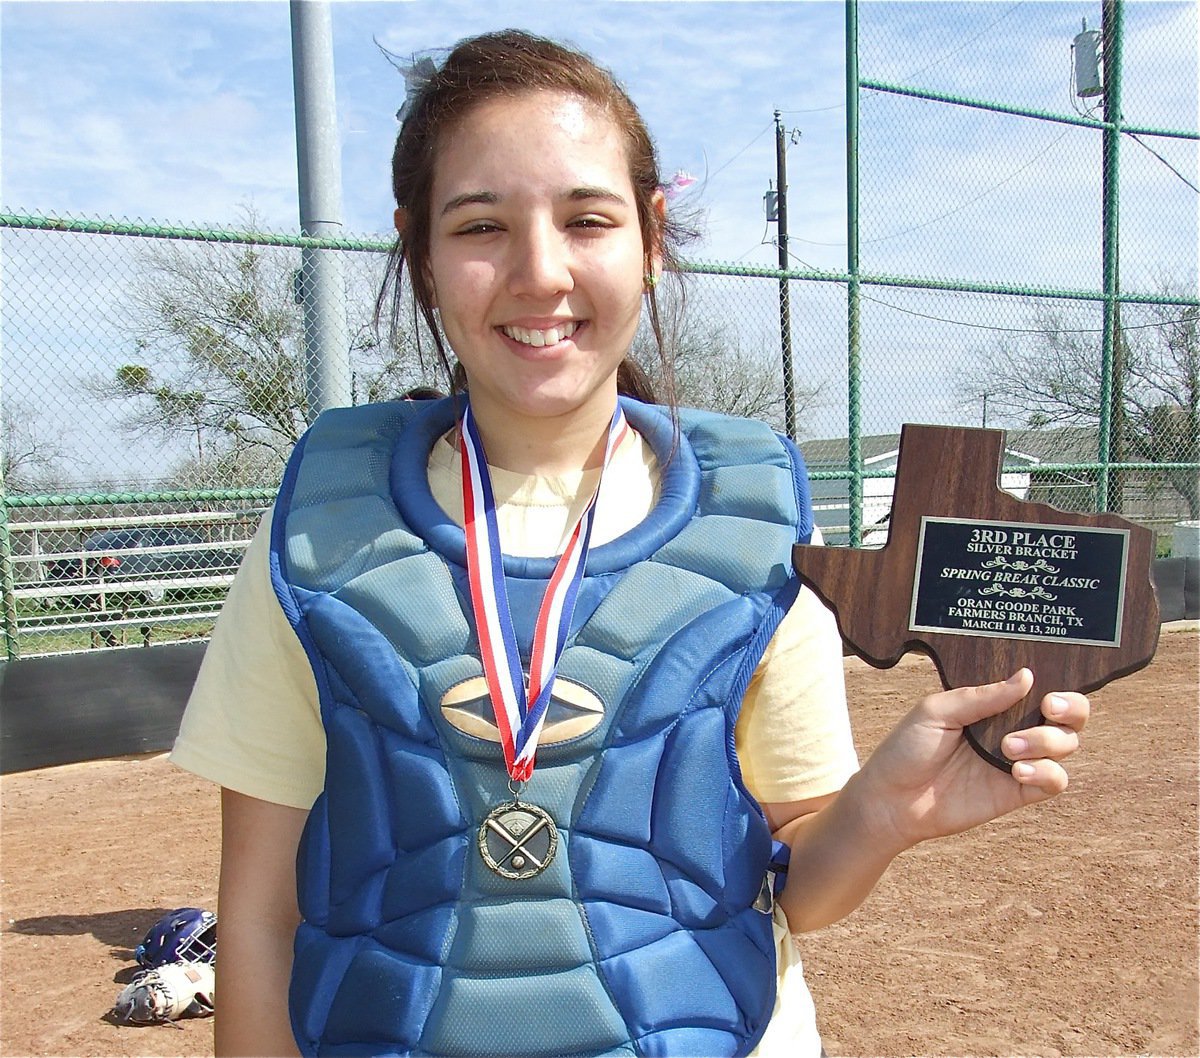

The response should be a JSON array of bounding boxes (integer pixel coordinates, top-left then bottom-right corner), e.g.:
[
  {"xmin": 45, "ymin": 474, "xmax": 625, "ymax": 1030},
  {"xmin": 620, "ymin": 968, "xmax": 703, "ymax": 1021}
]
[{"xmin": 643, "ymin": 272, "xmax": 658, "ymax": 290}]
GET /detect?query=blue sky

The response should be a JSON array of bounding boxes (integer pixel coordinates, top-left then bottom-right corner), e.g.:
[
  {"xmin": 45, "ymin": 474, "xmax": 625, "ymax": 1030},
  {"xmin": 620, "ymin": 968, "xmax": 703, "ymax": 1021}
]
[
  {"xmin": 3, "ymin": 0, "xmax": 855, "ymax": 267},
  {"xmin": 5, "ymin": 0, "xmax": 1193, "ymax": 272},
  {"xmin": 2, "ymin": 0, "xmax": 1197, "ymax": 481}
]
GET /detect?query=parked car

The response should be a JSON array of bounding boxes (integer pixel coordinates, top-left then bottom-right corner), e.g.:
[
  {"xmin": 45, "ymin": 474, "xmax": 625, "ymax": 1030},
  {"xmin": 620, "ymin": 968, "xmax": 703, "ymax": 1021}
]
[{"xmin": 46, "ymin": 527, "xmax": 244, "ymax": 606}]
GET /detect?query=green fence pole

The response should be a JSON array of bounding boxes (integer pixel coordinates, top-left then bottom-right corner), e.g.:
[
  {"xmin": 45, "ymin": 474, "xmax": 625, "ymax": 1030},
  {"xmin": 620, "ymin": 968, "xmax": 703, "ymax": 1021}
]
[
  {"xmin": 1097, "ymin": 0, "xmax": 1125, "ymax": 512},
  {"xmin": 845, "ymin": 0, "xmax": 864, "ymax": 547},
  {"xmin": 0, "ymin": 212, "xmax": 393, "ymax": 252},
  {"xmin": 858, "ymin": 80, "xmax": 1195, "ymax": 142},
  {"xmin": 4, "ymin": 487, "xmax": 278, "ymax": 509}
]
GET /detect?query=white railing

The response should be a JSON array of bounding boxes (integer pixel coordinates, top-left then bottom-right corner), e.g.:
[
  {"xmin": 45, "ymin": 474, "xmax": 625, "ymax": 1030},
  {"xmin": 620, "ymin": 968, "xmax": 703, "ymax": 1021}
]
[{"xmin": 6, "ymin": 509, "xmax": 264, "ymax": 655}]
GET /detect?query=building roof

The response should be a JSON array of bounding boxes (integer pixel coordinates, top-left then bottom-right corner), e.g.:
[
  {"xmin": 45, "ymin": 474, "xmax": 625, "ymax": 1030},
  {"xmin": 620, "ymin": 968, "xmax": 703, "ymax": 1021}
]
[
  {"xmin": 799, "ymin": 427, "xmax": 1045, "ymax": 471},
  {"xmin": 799, "ymin": 433, "xmax": 900, "ymax": 469}
]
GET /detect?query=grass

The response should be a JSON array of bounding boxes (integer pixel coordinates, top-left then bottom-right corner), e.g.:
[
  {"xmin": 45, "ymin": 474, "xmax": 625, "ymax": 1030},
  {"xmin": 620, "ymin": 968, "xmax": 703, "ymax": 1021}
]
[
  {"xmin": 11, "ymin": 588, "xmax": 226, "ymax": 657},
  {"xmin": 18, "ymin": 620, "xmax": 217, "ymax": 656}
]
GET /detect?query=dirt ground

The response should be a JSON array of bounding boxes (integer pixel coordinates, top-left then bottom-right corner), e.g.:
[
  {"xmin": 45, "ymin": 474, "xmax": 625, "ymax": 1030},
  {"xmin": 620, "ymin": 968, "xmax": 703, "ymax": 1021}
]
[{"xmin": 1, "ymin": 627, "xmax": 1195, "ymax": 1058}]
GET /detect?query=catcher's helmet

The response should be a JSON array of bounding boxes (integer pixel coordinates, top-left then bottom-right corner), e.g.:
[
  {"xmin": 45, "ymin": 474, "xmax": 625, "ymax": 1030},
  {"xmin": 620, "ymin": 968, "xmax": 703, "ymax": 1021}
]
[{"xmin": 134, "ymin": 908, "xmax": 217, "ymax": 967}]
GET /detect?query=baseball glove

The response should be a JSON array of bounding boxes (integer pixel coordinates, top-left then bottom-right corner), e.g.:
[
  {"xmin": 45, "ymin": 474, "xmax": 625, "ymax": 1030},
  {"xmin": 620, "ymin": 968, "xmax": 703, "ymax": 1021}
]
[{"xmin": 113, "ymin": 961, "xmax": 216, "ymax": 1025}]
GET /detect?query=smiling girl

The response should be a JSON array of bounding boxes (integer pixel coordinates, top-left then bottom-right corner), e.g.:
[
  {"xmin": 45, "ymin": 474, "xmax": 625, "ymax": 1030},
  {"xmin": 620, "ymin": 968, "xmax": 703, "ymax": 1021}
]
[{"xmin": 171, "ymin": 29, "xmax": 1088, "ymax": 1058}]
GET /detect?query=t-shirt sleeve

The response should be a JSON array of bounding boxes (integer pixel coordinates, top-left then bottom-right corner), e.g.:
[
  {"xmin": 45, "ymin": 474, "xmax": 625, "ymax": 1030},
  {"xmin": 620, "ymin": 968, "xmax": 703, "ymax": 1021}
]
[
  {"xmin": 735, "ymin": 583, "xmax": 859, "ymax": 805},
  {"xmin": 169, "ymin": 509, "xmax": 325, "ymax": 809}
]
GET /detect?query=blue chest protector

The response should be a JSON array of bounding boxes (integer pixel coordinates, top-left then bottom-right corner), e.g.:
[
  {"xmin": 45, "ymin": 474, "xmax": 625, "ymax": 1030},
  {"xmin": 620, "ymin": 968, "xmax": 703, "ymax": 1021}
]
[{"xmin": 271, "ymin": 397, "xmax": 814, "ymax": 1058}]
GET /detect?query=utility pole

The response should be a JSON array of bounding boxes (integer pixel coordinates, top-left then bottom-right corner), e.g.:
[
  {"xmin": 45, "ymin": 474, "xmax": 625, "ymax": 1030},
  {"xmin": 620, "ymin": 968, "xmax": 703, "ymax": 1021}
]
[
  {"xmin": 290, "ymin": 0, "xmax": 352, "ymax": 420},
  {"xmin": 773, "ymin": 111, "xmax": 797, "ymax": 441}
]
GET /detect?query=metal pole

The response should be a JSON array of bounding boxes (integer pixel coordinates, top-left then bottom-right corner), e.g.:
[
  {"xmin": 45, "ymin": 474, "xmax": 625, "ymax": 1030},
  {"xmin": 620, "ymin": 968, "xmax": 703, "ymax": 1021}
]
[
  {"xmin": 845, "ymin": 0, "xmax": 864, "ymax": 547},
  {"xmin": 0, "ymin": 486, "xmax": 19, "ymax": 662},
  {"xmin": 290, "ymin": 0, "xmax": 352, "ymax": 420},
  {"xmin": 775, "ymin": 111, "xmax": 797, "ymax": 441},
  {"xmin": 1097, "ymin": 0, "xmax": 1124, "ymax": 512}
]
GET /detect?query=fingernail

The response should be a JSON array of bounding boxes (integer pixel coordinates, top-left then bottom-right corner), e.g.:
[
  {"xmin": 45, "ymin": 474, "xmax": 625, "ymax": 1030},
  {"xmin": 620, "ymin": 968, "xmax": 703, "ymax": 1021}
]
[
  {"xmin": 1048, "ymin": 695, "xmax": 1069, "ymax": 717},
  {"xmin": 1014, "ymin": 762, "xmax": 1036, "ymax": 780},
  {"xmin": 1006, "ymin": 736, "xmax": 1028, "ymax": 756},
  {"xmin": 1007, "ymin": 668, "xmax": 1029, "ymax": 685}
]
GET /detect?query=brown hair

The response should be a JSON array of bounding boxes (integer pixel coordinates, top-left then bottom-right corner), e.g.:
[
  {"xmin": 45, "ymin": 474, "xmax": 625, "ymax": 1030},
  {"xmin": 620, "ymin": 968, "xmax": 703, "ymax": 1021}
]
[{"xmin": 375, "ymin": 29, "xmax": 692, "ymax": 406}]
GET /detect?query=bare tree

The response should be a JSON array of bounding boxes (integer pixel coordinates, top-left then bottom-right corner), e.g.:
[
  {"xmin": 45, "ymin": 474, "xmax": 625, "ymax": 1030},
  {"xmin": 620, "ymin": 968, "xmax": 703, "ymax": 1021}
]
[
  {"xmin": 632, "ymin": 315, "xmax": 823, "ymax": 434},
  {"xmin": 165, "ymin": 444, "xmax": 286, "ymax": 493},
  {"xmin": 957, "ymin": 287, "xmax": 1199, "ymax": 517},
  {"xmin": 101, "ymin": 208, "xmax": 426, "ymax": 470},
  {"xmin": 2, "ymin": 401, "xmax": 65, "ymax": 492}
]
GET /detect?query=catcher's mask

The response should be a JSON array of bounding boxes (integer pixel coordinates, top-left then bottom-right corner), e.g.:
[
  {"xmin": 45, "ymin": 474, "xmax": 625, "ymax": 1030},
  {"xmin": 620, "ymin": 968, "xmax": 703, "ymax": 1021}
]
[{"xmin": 135, "ymin": 907, "xmax": 217, "ymax": 967}]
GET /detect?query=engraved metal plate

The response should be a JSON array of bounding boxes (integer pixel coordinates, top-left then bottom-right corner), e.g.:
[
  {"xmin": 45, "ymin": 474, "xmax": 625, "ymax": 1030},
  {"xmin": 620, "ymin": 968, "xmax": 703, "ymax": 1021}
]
[
  {"xmin": 909, "ymin": 516, "xmax": 1130, "ymax": 647},
  {"xmin": 478, "ymin": 801, "xmax": 558, "ymax": 880}
]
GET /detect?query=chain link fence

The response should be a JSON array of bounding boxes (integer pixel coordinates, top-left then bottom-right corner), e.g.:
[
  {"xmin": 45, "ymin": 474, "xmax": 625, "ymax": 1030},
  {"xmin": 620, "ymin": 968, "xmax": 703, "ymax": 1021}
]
[
  {"xmin": 815, "ymin": 0, "xmax": 1199, "ymax": 543},
  {"xmin": 0, "ymin": 216, "xmax": 815, "ymax": 659},
  {"xmin": 2, "ymin": 1, "xmax": 1196, "ymax": 658}
]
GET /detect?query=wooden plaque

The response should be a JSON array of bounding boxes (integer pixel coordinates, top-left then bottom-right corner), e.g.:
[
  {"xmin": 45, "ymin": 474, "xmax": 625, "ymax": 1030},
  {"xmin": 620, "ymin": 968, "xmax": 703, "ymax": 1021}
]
[{"xmin": 792, "ymin": 424, "xmax": 1160, "ymax": 770}]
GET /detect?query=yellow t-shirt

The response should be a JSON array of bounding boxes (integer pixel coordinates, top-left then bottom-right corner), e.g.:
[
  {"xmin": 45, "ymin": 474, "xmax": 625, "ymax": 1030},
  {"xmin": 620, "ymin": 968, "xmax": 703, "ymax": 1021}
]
[{"xmin": 171, "ymin": 425, "xmax": 857, "ymax": 1058}]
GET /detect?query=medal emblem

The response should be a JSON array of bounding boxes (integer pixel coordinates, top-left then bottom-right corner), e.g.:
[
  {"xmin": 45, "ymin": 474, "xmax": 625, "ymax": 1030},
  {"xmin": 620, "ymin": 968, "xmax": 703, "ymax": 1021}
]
[{"xmin": 478, "ymin": 800, "xmax": 558, "ymax": 880}]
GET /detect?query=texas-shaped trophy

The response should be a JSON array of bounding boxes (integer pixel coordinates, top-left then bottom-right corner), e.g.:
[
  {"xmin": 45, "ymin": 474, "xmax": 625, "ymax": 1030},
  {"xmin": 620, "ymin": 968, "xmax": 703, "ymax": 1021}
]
[{"xmin": 791, "ymin": 424, "xmax": 1160, "ymax": 770}]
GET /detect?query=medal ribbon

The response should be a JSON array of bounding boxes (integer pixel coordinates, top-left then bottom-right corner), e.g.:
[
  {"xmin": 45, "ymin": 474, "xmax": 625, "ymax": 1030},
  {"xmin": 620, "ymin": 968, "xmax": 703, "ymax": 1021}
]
[{"xmin": 460, "ymin": 402, "xmax": 628, "ymax": 783}]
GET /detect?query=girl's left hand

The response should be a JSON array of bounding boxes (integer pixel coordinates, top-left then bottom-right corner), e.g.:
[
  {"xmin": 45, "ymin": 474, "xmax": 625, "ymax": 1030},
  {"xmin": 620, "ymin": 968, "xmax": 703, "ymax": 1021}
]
[{"xmin": 855, "ymin": 669, "xmax": 1089, "ymax": 853}]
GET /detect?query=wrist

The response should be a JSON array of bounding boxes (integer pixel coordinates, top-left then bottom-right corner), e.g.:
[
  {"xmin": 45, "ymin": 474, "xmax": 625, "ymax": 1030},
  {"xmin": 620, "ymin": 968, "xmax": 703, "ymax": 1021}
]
[
  {"xmin": 775, "ymin": 770, "xmax": 910, "ymax": 932},
  {"xmin": 835, "ymin": 765, "xmax": 919, "ymax": 861}
]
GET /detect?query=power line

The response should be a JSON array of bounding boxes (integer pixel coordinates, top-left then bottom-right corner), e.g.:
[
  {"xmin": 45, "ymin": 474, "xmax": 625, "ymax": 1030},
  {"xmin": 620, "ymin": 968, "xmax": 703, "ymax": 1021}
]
[
  {"xmin": 857, "ymin": 290, "xmax": 1197, "ymax": 335},
  {"xmin": 777, "ymin": 5, "xmax": 1025, "ymax": 118},
  {"xmin": 899, "ymin": 1, "xmax": 1026, "ymax": 84},
  {"xmin": 706, "ymin": 121, "xmax": 774, "ymax": 185},
  {"xmin": 781, "ymin": 244, "xmax": 824, "ymax": 273},
  {"xmin": 788, "ymin": 124, "xmax": 1076, "ymax": 248},
  {"xmin": 868, "ymin": 124, "xmax": 1074, "ymax": 243},
  {"xmin": 779, "ymin": 228, "xmax": 1198, "ymax": 332},
  {"xmin": 732, "ymin": 224, "xmax": 774, "ymax": 264},
  {"xmin": 1124, "ymin": 131, "xmax": 1199, "ymax": 194},
  {"xmin": 777, "ymin": 102, "xmax": 844, "ymax": 115}
]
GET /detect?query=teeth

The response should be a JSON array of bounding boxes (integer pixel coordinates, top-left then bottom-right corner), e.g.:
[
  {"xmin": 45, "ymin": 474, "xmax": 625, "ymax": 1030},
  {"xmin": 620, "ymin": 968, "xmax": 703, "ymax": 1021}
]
[{"xmin": 503, "ymin": 321, "xmax": 578, "ymax": 347}]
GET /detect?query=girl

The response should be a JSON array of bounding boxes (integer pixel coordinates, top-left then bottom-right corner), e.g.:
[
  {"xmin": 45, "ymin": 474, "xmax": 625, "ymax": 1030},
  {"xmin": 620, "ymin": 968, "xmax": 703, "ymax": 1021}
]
[{"xmin": 171, "ymin": 29, "xmax": 1088, "ymax": 1058}]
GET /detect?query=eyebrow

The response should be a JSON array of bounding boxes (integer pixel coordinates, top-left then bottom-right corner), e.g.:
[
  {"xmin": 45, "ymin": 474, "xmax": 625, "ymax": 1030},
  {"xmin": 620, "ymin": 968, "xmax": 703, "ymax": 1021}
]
[
  {"xmin": 439, "ymin": 185, "xmax": 629, "ymax": 216},
  {"xmin": 567, "ymin": 185, "xmax": 629, "ymax": 206},
  {"xmin": 440, "ymin": 191, "xmax": 499, "ymax": 216}
]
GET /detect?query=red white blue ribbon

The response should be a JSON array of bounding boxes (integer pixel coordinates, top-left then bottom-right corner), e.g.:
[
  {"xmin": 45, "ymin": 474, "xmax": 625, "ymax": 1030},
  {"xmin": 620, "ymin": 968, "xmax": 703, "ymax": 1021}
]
[{"xmin": 460, "ymin": 402, "xmax": 628, "ymax": 782}]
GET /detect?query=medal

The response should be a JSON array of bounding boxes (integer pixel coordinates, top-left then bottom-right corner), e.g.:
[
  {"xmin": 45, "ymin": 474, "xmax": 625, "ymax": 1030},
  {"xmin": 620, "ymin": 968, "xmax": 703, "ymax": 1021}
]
[
  {"xmin": 477, "ymin": 797, "xmax": 559, "ymax": 880},
  {"xmin": 460, "ymin": 401, "xmax": 626, "ymax": 878}
]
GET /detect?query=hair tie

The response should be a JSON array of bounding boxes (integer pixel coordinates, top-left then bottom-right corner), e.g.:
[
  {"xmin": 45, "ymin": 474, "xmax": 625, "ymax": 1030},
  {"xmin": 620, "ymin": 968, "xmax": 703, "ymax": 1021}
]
[
  {"xmin": 659, "ymin": 170, "xmax": 696, "ymax": 200},
  {"xmin": 395, "ymin": 55, "xmax": 440, "ymax": 124}
]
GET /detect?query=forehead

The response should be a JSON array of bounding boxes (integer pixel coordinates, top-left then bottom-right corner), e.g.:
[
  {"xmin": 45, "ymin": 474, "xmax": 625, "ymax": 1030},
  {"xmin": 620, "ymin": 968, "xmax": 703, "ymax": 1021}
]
[{"xmin": 432, "ymin": 90, "xmax": 632, "ymax": 194}]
